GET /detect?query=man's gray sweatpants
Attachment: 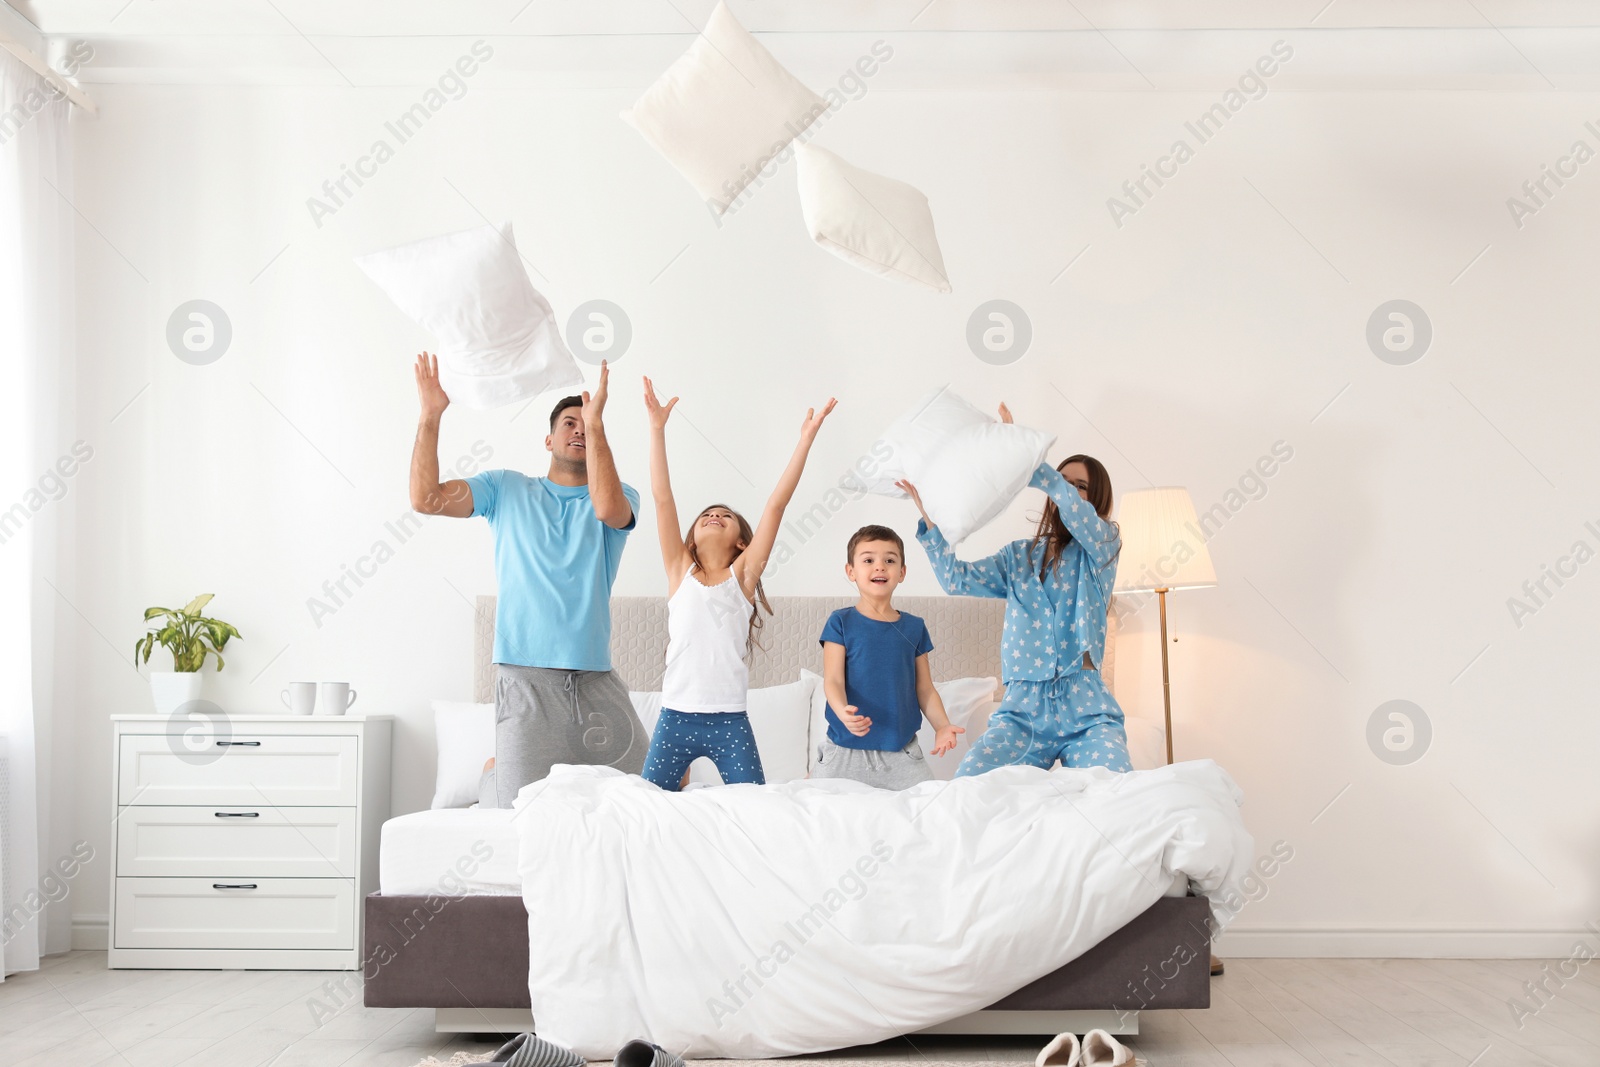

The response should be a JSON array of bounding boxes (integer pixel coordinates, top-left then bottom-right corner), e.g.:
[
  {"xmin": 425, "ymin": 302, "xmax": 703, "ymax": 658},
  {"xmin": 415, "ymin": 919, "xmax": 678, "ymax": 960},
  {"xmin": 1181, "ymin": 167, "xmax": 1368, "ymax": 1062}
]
[{"xmin": 490, "ymin": 664, "xmax": 646, "ymax": 808}]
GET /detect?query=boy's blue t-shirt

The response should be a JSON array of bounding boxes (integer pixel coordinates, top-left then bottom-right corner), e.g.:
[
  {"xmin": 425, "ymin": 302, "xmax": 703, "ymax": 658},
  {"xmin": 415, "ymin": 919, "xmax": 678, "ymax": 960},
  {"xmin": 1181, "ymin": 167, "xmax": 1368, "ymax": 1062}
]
[
  {"xmin": 464, "ymin": 469, "xmax": 638, "ymax": 671},
  {"xmin": 819, "ymin": 607, "xmax": 934, "ymax": 752}
]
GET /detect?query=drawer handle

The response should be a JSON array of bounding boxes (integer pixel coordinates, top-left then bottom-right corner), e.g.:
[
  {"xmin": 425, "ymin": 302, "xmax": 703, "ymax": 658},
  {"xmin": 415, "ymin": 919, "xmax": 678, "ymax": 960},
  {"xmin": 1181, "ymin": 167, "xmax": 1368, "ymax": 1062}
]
[
  {"xmin": 215, "ymin": 741, "xmax": 261, "ymax": 747},
  {"xmin": 214, "ymin": 811, "xmax": 260, "ymax": 818},
  {"xmin": 212, "ymin": 883, "xmax": 258, "ymax": 890}
]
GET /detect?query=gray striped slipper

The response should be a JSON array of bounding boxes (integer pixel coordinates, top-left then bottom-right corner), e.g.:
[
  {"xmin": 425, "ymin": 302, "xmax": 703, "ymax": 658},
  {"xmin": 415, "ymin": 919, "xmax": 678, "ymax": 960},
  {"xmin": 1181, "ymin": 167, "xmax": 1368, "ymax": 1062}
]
[
  {"xmin": 484, "ymin": 1032, "xmax": 583, "ymax": 1067},
  {"xmin": 613, "ymin": 1038, "xmax": 685, "ymax": 1067}
]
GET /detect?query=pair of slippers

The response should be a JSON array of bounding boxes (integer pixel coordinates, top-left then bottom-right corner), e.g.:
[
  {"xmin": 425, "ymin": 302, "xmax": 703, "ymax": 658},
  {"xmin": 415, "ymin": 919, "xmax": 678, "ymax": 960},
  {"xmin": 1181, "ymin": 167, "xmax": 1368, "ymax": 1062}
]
[
  {"xmin": 481, "ymin": 1032, "xmax": 684, "ymax": 1067},
  {"xmin": 1036, "ymin": 1029, "xmax": 1136, "ymax": 1067},
  {"xmin": 482, "ymin": 1029, "xmax": 1128, "ymax": 1067}
]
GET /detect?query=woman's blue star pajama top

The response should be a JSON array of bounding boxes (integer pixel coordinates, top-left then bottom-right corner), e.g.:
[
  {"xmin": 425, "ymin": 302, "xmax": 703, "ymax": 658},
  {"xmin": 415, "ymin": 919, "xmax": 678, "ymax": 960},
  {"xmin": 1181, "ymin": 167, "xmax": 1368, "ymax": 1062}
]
[{"xmin": 916, "ymin": 462, "xmax": 1133, "ymax": 775}]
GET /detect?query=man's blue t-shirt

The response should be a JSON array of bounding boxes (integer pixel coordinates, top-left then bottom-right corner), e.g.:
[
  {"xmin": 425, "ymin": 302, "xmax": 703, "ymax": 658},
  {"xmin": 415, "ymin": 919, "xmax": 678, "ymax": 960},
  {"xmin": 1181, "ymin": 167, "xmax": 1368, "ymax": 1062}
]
[
  {"xmin": 819, "ymin": 607, "xmax": 934, "ymax": 752},
  {"xmin": 464, "ymin": 469, "xmax": 638, "ymax": 671}
]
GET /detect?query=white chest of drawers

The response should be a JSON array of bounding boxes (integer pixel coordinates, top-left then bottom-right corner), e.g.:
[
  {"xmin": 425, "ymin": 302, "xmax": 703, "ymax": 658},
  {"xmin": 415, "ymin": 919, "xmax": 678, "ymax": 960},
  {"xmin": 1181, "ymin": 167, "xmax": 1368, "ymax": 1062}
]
[{"xmin": 108, "ymin": 714, "xmax": 391, "ymax": 969}]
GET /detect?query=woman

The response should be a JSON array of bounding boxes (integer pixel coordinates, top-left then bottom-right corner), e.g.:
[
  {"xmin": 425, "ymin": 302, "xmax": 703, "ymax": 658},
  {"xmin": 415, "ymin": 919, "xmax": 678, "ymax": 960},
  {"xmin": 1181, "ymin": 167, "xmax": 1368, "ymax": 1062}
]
[{"xmin": 899, "ymin": 403, "xmax": 1128, "ymax": 776}]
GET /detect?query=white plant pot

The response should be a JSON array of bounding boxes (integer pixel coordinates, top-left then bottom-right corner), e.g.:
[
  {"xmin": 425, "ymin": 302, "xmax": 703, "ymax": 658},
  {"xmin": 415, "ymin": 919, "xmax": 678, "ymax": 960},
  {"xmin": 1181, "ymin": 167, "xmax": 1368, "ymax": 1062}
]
[{"xmin": 148, "ymin": 671, "xmax": 204, "ymax": 716}]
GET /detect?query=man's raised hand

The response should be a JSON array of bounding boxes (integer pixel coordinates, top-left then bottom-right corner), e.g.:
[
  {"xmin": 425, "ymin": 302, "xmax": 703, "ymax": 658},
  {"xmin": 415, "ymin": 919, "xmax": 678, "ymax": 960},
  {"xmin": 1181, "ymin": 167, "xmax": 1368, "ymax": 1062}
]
[
  {"xmin": 415, "ymin": 352, "xmax": 449, "ymax": 420},
  {"xmin": 581, "ymin": 359, "xmax": 611, "ymax": 428}
]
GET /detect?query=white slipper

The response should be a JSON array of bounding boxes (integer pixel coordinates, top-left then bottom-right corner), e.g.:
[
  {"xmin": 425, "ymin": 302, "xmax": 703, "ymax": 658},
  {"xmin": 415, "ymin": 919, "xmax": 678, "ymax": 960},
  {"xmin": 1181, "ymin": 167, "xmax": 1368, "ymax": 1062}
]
[
  {"xmin": 1035, "ymin": 1031, "xmax": 1080, "ymax": 1067},
  {"xmin": 1081, "ymin": 1028, "xmax": 1134, "ymax": 1066}
]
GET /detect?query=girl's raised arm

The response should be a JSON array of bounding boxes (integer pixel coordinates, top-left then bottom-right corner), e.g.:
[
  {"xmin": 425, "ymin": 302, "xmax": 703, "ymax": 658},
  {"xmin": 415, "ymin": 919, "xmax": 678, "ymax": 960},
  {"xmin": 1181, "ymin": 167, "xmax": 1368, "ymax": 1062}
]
[
  {"xmin": 735, "ymin": 398, "xmax": 836, "ymax": 599},
  {"xmin": 644, "ymin": 376, "xmax": 690, "ymax": 593}
]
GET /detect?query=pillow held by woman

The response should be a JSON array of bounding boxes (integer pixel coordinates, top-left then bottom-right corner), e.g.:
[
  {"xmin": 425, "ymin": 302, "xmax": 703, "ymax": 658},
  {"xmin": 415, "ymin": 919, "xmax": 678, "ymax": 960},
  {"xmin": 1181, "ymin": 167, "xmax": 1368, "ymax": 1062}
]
[{"xmin": 865, "ymin": 387, "xmax": 1056, "ymax": 544}]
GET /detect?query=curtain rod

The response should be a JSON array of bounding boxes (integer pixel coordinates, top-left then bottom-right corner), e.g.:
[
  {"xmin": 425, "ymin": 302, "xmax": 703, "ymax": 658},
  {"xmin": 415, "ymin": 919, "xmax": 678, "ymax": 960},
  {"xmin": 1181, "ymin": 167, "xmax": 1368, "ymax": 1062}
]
[{"xmin": 0, "ymin": 2, "xmax": 96, "ymax": 115}]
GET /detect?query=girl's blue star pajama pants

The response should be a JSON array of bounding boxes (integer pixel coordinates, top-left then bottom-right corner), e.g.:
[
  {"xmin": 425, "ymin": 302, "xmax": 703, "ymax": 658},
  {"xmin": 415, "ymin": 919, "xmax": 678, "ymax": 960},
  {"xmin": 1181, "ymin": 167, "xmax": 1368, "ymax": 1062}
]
[
  {"xmin": 956, "ymin": 671, "xmax": 1132, "ymax": 776},
  {"xmin": 642, "ymin": 708, "xmax": 766, "ymax": 790}
]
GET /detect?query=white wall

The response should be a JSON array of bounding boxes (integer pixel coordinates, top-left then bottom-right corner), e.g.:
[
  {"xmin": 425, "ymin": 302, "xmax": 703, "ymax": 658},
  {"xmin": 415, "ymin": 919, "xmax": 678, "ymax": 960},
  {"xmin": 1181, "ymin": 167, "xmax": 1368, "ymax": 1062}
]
[{"xmin": 56, "ymin": 70, "xmax": 1599, "ymax": 954}]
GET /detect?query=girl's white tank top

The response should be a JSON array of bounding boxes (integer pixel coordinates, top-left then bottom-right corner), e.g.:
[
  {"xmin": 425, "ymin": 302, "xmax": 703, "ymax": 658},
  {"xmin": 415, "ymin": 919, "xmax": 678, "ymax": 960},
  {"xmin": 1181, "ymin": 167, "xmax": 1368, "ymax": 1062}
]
[{"xmin": 660, "ymin": 568, "xmax": 755, "ymax": 713}]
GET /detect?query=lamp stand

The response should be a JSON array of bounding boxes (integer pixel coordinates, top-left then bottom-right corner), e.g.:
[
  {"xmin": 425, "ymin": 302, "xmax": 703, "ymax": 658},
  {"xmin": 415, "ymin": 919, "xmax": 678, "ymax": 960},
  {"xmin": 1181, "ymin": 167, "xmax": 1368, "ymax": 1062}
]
[
  {"xmin": 1156, "ymin": 585, "xmax": 1225, "ymax": 978},
  {"xmin": 1157, "ymin": 587, "xmax": 1174, "ymax": 765}
]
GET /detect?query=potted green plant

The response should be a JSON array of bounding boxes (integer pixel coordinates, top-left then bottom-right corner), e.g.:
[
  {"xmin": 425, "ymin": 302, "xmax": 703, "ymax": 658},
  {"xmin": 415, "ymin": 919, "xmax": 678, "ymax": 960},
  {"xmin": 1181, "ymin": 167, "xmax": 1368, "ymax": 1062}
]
[{"xmin": 134, "ymin": 594, "xmax": 242, "ymax": 714}]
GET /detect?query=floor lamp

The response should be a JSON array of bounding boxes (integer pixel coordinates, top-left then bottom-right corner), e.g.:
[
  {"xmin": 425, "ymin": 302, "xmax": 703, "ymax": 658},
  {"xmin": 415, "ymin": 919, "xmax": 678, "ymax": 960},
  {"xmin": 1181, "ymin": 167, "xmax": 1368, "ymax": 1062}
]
[{"xmin": 1113, "ymin": 487, "xmax": 1222, "ymax": 972}]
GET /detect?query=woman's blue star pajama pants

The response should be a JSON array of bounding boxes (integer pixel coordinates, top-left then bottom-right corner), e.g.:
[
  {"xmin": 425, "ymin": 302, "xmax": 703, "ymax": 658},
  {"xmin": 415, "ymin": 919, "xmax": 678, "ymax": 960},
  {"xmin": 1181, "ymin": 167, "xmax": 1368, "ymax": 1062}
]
[{"xmin": 956, "ymin": 672, "xmax": 1132, "ymax": 776}]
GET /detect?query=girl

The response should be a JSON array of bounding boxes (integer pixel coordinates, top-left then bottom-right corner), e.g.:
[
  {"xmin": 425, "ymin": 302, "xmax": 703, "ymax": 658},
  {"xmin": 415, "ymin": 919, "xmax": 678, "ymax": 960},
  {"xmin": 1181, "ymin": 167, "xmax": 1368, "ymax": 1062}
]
[
  {"xmin": 640, "ymin": 376, "xmax": 835, "ymax": 790},
  {"xmin": 899, "ymin": 403, "xmax": 1130, "ymax": 776}
]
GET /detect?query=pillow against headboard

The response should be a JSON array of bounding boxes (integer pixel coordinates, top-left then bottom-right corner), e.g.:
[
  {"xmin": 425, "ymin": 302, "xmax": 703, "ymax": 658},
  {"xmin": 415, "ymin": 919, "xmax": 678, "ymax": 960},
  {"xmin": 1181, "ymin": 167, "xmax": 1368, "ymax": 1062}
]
[
  {"xmin": 1103, "ymin": 594, "xmax": 1122, "ymax": 694},
  {"xmin": 472, "ymin": 594, "xmax": 1124, "ymax": 702}
]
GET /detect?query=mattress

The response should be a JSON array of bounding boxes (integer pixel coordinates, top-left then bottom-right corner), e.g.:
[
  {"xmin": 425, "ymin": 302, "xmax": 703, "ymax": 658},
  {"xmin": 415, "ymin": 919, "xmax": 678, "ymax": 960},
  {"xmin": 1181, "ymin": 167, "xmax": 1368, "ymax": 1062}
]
[
  {"xmin": 378, "ymin": 807, "xmax": 523, "ymax": 896},
  {"xmin": 379, "ymin": 805, "xmax": 1191, "ymax": 899}
]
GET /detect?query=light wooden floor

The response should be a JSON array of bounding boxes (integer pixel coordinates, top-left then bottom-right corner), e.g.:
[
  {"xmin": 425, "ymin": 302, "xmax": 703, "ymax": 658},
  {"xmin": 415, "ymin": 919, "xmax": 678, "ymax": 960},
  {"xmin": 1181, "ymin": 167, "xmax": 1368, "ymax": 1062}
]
[{"xmin": 0, "ymin": 952, "xmax": 1595, "ymax": 1066}]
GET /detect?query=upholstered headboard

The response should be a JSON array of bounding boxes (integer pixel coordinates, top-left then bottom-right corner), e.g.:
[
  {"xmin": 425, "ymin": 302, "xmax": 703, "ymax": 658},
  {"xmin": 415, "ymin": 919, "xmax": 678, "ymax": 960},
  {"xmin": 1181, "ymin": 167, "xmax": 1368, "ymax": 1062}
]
[{"xmin": 472, "ymin": 595, "xmax": 1120, "ymax": 703}]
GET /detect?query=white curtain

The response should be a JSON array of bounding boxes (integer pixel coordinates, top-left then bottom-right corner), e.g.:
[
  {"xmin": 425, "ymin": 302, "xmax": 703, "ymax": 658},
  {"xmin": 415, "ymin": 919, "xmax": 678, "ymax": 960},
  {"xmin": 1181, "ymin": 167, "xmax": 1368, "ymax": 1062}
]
[{"xmin": 0, "ymin": 50, "xmax": 75, "ymax": 977}]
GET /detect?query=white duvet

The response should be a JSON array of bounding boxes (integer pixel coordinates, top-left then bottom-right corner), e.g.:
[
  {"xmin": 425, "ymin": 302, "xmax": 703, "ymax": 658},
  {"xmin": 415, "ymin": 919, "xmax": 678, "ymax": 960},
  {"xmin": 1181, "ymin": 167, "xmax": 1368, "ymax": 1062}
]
[{"xmin": 513, "ymin": 759, "xmax": 1253, "ymax": 1059}]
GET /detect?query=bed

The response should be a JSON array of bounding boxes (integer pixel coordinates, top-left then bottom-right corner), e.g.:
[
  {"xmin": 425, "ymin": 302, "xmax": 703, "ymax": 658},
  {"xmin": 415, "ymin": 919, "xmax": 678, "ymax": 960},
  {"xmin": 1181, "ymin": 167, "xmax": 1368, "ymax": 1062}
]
[{"xmin": 363, "ymin": 595, "xmax": 1228, "ymax": 1045}]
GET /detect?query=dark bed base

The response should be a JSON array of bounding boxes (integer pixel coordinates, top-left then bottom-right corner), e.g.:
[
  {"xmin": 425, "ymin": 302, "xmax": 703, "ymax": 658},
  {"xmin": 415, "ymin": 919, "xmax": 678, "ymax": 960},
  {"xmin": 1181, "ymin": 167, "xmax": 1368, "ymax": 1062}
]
[{"xmin": 362, "ymin": 892, "xmax": 1211, "ymax": 1022}]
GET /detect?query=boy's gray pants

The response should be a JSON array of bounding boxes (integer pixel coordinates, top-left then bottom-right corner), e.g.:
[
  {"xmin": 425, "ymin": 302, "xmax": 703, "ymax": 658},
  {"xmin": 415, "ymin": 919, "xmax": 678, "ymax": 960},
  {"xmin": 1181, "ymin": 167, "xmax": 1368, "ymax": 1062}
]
[
  {"xmin": 484, "ymin": 664, "xmax": 646, "ymax": 808},
  {"xmin": 811, "ymin": 736, "xmax": 935, "ymax": 790}
]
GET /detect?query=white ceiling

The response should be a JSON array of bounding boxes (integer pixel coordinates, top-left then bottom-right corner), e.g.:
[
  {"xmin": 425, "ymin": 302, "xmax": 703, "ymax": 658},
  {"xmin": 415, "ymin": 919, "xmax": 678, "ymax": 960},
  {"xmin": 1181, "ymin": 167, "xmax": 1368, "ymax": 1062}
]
[
  {"xmin": 9, "ymin": 1, "xmax": 1600, "ymax": 89},
  {"xmin": 18, "ymin": 1, "xmax": 1600, "ymax": 34}
]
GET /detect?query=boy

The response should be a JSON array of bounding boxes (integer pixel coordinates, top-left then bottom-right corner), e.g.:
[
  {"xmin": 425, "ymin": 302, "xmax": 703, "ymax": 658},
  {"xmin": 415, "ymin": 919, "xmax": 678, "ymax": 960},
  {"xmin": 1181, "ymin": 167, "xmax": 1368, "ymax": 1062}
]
[{"xmin": 814, "ymin": 524, "xmax": 962, "ymax": 788}]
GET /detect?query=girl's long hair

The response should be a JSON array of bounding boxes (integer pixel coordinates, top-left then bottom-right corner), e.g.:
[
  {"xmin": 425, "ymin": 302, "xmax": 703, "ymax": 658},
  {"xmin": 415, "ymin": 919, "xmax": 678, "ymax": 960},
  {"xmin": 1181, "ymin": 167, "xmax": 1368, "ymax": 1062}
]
[
  {"xmin": 1030, "ymin": 455, "xmax": 1119, "ymax": 580},
  {"xmin": 684, "ymin": 503, "xmax": 772, "ymax": 655}
]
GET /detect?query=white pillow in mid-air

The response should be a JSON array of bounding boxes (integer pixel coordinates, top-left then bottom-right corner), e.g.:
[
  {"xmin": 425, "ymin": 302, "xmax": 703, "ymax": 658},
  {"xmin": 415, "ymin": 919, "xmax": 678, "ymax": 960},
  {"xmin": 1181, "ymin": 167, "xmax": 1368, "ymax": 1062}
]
[
  {"xmin": 355, "ymin": 221, "xmax": 582, "ymax": 410},
  {"xmin": 622, "ymin": 1, "xmax": 827, "ymax": 216},
  {"xmin": 796, "ymin": 143, "xmax": 951, "ymax": 293}
]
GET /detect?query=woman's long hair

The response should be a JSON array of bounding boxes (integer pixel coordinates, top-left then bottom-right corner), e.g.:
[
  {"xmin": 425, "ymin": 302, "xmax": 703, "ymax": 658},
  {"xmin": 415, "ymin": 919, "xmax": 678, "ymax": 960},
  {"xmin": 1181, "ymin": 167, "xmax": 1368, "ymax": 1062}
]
[
  {"xmin": 684, "ymin": 503, "xmax": 772, "ymax": 655},
  {"xmin": 1030, "ymin": 455, "xmax": 1119, "ymax": 580}
]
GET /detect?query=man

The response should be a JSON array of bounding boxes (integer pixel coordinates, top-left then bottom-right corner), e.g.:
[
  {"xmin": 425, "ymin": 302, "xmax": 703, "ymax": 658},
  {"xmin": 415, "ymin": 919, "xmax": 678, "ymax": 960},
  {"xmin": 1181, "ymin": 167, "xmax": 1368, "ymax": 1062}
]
[{"xmin": 410, "ymin": 352, "xmax": 646, "ymax": 807}]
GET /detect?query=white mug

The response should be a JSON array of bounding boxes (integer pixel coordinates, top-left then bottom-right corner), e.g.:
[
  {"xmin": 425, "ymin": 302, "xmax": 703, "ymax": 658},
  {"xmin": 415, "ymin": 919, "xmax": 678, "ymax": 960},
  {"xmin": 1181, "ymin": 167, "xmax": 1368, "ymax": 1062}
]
[
  {"xmin": 280, "ymin": 682, "xmax": 316, "ymax": 716},
  {"xmin": 317, "ymin": 682, "xmax": 357, "ymax": 716}
]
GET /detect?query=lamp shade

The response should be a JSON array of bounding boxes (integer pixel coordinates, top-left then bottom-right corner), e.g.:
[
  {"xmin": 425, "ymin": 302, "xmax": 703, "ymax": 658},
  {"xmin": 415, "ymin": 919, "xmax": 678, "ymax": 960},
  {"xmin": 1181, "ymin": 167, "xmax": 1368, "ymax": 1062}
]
[{"xmin": 1113, "ymin": 486, "xmax": 1218, "ymax": 592}]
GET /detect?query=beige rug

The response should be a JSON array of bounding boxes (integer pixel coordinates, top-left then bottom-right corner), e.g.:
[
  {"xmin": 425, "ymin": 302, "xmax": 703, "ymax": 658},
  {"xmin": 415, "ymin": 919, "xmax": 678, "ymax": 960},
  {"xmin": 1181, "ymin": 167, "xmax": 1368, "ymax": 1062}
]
[
  {"xmin": 408, "ymin": 1041, "xmax": 1143, "ymax": 1066},
  {"xmin": 412, "ymin": 1058, "xmax": 1008, "ymax": 1067}
]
